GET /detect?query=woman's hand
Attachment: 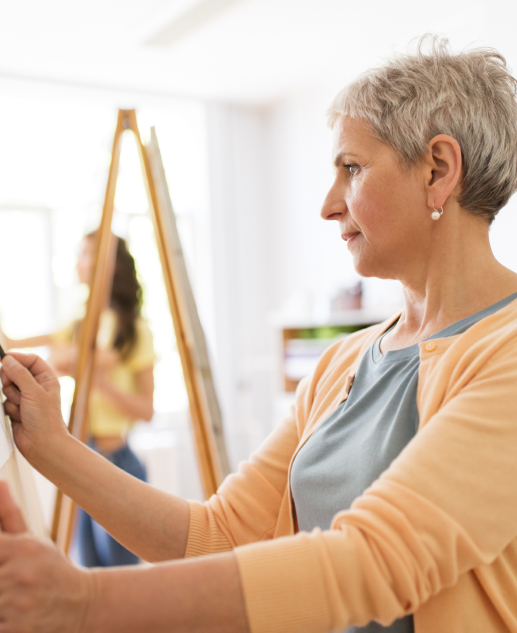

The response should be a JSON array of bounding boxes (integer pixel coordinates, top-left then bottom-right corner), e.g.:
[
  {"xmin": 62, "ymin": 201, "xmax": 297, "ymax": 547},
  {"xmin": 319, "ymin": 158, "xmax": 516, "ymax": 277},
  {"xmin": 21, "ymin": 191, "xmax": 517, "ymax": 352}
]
[
  {"xmin": 0, "ymin": 481, "xmax": 92, "ymax": 633},
  {"xmin": 0, "ymin": 353, "xmax": 69, "ymax": 462}
]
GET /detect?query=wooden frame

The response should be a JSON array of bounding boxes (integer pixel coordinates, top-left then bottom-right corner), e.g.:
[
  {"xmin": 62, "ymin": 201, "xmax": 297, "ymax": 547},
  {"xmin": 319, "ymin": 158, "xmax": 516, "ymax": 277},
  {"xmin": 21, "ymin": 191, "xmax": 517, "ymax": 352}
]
[{"xmin": 52, "ymin": 110, "xmax": 230, "ymax": 552}]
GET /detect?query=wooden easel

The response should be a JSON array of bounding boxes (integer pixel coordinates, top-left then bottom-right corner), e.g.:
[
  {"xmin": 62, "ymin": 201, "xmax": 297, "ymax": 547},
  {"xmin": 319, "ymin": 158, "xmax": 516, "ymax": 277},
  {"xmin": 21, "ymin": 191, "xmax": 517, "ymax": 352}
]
[{"xmin": 51, "ymin": 109, "xmax": 231, "ymax": 552}]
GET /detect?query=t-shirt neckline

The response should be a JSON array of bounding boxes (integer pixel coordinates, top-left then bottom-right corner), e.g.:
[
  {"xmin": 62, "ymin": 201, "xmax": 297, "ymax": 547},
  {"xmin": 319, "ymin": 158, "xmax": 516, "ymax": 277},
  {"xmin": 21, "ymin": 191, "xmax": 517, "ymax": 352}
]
[{"xmin": 372, "ymin": 291, "xmax": 517, "ymax": 364}]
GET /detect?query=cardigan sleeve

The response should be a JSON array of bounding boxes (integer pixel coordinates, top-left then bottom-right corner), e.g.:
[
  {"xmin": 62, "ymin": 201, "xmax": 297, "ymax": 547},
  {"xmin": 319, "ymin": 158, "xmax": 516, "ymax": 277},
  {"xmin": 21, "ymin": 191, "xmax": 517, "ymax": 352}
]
[
  {"xmin": 184, "ymin": 377, "xmax": 310, "ymax": 557},
  {"xmin": 233, "ymin": 335, "xmax": 517, "ymax": 633},
  {"xmin": 183, "ymin": 330, "xmax": 364, "ymax": 558}
]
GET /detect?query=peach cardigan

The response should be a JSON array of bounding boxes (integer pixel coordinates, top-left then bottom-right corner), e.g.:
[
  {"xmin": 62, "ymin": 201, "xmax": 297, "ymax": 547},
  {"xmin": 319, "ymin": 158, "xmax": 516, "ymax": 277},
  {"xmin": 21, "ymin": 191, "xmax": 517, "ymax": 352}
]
[{"xmin": 186, "ymin": 300, "xmax": 517, "ymax": 633}]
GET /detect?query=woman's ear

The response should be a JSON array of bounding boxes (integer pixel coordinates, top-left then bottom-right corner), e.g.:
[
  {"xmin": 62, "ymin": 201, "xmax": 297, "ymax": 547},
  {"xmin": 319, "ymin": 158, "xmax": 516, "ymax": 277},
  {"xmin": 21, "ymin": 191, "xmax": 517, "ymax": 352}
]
[{"xmin": 424, "ymin": 134, "xmax": 463, "ymax": 210}]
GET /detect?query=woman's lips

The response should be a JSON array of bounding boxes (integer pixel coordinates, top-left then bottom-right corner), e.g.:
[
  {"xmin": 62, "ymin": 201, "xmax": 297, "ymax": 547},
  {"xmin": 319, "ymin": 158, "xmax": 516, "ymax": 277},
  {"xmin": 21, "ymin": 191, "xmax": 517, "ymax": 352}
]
[{"xmin": 341, "ymin": 232, "xmax": 360, "ymax": 245}]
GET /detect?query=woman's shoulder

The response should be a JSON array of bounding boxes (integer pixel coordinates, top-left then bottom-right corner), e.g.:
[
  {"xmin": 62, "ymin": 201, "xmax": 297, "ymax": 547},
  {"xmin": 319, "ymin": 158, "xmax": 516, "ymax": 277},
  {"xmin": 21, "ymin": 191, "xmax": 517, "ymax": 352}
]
[{"xmin": 449, "ymin": 297, "xmax": 517, "ymax": 356}]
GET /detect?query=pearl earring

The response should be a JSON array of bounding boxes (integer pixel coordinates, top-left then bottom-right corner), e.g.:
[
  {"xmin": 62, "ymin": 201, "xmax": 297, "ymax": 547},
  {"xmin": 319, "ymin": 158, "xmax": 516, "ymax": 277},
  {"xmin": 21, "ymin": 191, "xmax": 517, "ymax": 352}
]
[{"xmin": 431, "ymin": 206, "xmax": 443, "ymax": 221}]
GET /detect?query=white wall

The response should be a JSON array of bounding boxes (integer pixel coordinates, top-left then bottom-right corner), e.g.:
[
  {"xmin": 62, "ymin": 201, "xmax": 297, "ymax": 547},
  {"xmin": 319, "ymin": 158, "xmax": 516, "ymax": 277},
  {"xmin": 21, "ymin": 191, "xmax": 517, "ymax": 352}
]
[
  {"xmin": 263, "ymin": 87, "xmax": 403, "ymax": 318},
  {"xmin": 206, "ymin": 104, "xmax": 275, "ymax": 468},
  {"xmin": 489, "ymin": 203, "xmax": 517, "ymax": 273}
]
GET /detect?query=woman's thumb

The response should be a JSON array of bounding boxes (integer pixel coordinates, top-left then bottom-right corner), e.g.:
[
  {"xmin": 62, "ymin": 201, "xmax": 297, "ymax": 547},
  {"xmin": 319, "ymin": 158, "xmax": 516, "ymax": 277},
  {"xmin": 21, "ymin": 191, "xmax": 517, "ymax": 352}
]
[{"xmin": 1, "ymin": 355, "xmax": 36, "ymax": 393}]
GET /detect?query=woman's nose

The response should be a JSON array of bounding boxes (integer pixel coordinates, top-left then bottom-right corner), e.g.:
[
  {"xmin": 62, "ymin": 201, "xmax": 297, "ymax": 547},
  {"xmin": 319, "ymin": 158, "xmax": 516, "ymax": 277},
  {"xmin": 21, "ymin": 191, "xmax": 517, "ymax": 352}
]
[{"xmin": 321, "ymin": 181, "xmax": 347, "ymax": 221}]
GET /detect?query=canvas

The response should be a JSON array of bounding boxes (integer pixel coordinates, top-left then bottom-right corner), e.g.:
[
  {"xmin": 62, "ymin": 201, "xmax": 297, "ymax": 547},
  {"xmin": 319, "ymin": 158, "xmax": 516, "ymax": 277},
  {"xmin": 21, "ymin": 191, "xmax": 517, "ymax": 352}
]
[{"xmin": 0, "ymin": 400, "xmax": 47, "ymax": 539}]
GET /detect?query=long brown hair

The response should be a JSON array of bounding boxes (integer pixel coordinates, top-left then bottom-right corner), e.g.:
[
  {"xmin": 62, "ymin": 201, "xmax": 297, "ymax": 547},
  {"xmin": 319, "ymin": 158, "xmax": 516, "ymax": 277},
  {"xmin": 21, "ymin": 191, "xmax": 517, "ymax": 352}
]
[{"xmin": 87, "ymin": 233, "xmax": 143, "ymax": 359}]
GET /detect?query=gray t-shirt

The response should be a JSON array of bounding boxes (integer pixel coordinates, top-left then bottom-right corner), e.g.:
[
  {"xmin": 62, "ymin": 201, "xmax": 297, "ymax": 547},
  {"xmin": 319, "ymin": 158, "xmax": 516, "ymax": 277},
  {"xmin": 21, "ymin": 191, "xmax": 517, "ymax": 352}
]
[{"xmin": 291, "ymin": 292, "xmax": 517, "ymax": 633}]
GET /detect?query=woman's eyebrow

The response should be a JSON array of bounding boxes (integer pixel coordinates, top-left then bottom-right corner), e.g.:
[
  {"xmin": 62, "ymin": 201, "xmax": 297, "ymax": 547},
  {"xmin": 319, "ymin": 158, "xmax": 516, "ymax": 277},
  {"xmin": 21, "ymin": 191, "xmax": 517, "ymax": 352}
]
[{"xmin": 333, "ymin": 152, "xmax": 359, "ymax": 167}]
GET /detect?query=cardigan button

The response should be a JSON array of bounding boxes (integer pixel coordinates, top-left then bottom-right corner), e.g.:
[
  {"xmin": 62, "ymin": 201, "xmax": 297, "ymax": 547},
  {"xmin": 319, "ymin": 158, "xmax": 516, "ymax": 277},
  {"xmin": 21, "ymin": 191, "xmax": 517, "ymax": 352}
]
[{"xmin": 425, "ymin": 341, "xmax": 436, "ymax": 352}]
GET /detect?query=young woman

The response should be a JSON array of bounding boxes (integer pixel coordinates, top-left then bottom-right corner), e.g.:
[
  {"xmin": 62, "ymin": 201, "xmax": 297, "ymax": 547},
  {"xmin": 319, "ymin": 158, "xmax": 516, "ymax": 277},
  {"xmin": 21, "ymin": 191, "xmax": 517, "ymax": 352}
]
[{"xmin": 1, "ymin": 233, "xmax": 155, "ymax": 567}]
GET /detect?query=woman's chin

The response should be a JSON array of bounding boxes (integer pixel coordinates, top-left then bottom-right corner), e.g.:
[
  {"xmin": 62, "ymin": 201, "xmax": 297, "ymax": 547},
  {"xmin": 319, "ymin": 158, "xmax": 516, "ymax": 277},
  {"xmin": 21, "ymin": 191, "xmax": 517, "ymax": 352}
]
[{"xmin": 350, "ymin": 256, "xmax": 375, "ymax": 279}]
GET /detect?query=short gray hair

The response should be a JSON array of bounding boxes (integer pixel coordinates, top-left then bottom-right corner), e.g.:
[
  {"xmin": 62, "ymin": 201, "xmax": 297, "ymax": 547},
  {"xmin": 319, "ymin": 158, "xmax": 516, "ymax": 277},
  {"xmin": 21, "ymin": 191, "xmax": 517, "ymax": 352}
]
[{"xmin": 328, "ymin": 35, "xmax": 517, "ymax": 224}]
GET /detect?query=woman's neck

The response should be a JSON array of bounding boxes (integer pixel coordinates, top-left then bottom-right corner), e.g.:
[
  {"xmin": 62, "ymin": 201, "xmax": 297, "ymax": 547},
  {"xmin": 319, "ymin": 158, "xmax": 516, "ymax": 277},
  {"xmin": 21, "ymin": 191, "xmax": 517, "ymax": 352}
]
[{"xmin": 382, "ymin": 216, "xmax": 517, "ymax": 352}]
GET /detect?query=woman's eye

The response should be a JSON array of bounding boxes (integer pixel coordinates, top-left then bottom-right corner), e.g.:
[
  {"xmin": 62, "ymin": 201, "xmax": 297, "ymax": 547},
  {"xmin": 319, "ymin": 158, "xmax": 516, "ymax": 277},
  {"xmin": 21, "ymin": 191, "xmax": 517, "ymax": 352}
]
[{"xmin": 344, "ymin": 164, "xmax": 359, "ymax": 176}]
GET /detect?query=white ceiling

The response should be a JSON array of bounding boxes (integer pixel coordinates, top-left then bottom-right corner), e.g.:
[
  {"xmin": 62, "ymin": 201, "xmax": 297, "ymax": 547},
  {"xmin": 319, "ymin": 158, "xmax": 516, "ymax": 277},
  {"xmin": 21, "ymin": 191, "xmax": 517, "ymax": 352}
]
[{"xmin": 0, "ymin": 0, "xmax": 516, "ymax": 106}]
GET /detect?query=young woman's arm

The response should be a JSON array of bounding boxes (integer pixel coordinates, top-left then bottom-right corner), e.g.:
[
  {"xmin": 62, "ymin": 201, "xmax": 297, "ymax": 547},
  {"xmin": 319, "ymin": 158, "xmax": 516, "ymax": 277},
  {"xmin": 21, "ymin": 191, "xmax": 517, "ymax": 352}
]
[
  {"xmin": 1, "ymin": 332, "xmax": 53, "ymax": 349},
  {"xmin": 48, "ymin": 346, "xmax": 122, "ymax": 377}
]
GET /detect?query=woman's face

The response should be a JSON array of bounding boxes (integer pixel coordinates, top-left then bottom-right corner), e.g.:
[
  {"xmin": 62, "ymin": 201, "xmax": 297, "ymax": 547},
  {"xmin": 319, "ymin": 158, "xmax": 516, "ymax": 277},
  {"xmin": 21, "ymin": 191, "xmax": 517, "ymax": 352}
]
[
  {"xmin": 76, "ymin": 236, "xmax": 96, "ymax": 285},
  {"xmin": 321, "ymin": 116, "xmax": 431, "ymax": 281}
]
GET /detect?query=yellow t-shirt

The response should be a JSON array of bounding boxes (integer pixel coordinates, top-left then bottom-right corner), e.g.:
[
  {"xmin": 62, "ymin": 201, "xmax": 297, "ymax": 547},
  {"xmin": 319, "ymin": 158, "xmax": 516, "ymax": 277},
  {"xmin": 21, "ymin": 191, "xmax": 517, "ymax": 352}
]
[{"xmin": 52, "ymin": 310, "xmax": 155, "ymax": 438}]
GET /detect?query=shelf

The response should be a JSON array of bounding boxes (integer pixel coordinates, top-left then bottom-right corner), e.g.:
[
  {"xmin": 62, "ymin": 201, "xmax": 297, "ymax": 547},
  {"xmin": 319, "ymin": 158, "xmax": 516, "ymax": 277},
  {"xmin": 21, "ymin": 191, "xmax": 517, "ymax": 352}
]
[
  {"xmin": 270, "ymin": 308, "xmax": 390, "ymax": 329},
  {"xmin": 277, "ymin": 312, "xmax": 388, "ymax": 392}
]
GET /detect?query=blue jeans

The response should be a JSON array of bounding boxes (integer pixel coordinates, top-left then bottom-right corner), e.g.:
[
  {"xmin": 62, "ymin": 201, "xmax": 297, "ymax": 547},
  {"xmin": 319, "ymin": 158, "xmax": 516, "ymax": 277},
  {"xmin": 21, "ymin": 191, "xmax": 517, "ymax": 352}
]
[{"xmin": 75, "ymin": 442, "xmax": 147, "ymax": 567}]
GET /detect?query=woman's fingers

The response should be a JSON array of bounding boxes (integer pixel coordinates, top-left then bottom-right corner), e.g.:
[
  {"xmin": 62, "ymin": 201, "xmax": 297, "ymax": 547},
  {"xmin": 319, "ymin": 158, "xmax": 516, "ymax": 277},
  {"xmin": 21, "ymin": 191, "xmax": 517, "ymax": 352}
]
[
  {"xmin": 0, "ymin": 351, "xmax": 68, "ymax": 463},
  {"xmin": 0, "ymin": 532, "xmax": 92, "ymax": 632},
  {"xmin": 0, "ymin": 369, "xmax": 12, "ymax": 388},
  {"xmin": 2, "ymin": 384, "xmax": 20, "ymax": 406},
  {"xmin": 2, "ymin": 353, "xmax": 58, "ymax": 392},
  {"xmin": 0, "ymin": 356, "xmax": 40, "ymax": 393},
  {"xmin": 2, "ymin": 401, "xmax": 20, "ymax": 423},
  {"xmin": 0, "ymin": 482, "xmax": 26, "ymax": 534}
]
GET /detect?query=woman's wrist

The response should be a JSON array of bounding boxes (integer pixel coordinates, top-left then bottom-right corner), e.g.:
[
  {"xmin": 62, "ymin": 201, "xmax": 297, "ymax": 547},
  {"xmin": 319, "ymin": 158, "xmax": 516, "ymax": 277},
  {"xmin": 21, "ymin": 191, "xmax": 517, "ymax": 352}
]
[
  {"xmin": 24, "ymin": 427, "xmax": 74, "ymax": 477},
  {"xmin": 79, "ymin": 569, "xmax": 101, "ymax": 633},
  {"xmin": 81, "ymin": 568, "xmax": 128, "ymax": 632},
  {"xmin": 77, "ymin": 554, "xmax": 249, "ymax": 633}
]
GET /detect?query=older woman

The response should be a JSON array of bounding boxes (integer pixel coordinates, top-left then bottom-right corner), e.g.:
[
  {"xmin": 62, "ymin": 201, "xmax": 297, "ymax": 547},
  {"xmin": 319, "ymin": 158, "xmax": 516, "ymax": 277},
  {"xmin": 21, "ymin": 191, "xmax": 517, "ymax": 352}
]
[{"xmin": 1, "ymin": 36, "xmax": 517, "ymax": 633}]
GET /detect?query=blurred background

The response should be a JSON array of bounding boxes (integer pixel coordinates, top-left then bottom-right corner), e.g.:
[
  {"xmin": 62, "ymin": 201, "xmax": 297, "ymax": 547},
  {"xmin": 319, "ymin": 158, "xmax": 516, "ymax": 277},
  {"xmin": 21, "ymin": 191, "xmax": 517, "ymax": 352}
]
[{"xmin": 1, "ymin": 0, "xmax": 517, "ymax": 528}]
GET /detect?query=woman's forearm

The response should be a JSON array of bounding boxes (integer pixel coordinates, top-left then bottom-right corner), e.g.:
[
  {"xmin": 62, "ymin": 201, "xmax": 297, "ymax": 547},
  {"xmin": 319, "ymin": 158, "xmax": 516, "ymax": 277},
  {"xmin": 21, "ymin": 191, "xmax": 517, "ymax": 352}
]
[
  {"xmin": 0, "ymin": 477, "xmax": 249, "ymax": 633},
  {"xmin": 33, "ymin": 434, "xmax": 190, "ymax": 562},
  {"xmin": 86, "ymin": 553, "xmax": 250, "ymax": 633},
  {"xmin": 1, "ymin": 353, "xmax": 181, "ymax": 563}
]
